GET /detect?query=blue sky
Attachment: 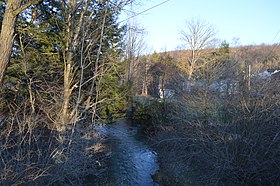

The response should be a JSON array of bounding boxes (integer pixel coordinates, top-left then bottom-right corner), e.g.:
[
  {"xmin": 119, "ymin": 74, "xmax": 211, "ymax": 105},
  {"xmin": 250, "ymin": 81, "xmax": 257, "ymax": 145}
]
[{"xmin": 120, "ymin": 0, "xmax": 280, "ymax": 52}]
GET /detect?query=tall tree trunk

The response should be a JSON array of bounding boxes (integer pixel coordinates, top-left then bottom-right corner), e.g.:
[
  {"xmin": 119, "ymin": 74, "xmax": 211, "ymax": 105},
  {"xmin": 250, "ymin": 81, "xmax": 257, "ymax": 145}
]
[
  {"xmin": 142, "ymin": 59, "xmax": 148, "ymax": 96},
  {"xmin": 61, "ymin": 62, "xmax": 73, "ymax": 126},
  {"xmin": 61, "ymin": 0, "xmax": 85, "ymax": 126},
  {"xmin": 188, "ymin": 66, "xmax": 194, "ymax": 80},
  {"xmin": 60, "ymin": 0, "xmax": 76, "ymax": 126},
  {"xmin": 0, "ymin": 0, "xmax": 22, "ymax": 89}
]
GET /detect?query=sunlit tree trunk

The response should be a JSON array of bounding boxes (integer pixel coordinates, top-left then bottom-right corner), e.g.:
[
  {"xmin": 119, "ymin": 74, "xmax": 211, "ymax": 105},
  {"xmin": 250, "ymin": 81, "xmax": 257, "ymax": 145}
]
[
  {"xmin": 141, "ymin": 57, "xmax": 149, "ymax": 96},
  {"xmin": 60, "ymin": 0, "xmax": 91, "ymax": 126},
  {"xmin": 0, "ymin": 0, "xmax": 41, "ymax": 90},
  {"xmin": 60, "ymin": 0, "xmax": 77, "ymax": 126},
  {"xmin": 0, "ymin": 0, "xmax": 22, "ymax": 89}
]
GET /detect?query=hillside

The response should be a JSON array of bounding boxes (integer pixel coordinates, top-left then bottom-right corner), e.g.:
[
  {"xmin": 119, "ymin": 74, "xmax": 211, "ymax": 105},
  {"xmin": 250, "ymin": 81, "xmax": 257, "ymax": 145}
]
[{"xmin": 166, "ymin": 44, "xmax": 280, "ymax": 71}]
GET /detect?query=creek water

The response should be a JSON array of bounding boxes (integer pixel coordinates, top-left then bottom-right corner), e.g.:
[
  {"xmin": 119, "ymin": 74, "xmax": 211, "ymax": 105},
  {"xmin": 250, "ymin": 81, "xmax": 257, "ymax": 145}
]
[{"xmin": 92, "ymin": 120, "xmax": 159, "ymax": 186}]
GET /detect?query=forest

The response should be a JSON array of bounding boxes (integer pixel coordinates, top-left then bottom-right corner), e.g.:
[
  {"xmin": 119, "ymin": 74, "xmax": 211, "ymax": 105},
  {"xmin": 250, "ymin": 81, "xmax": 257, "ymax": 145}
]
[{"xmin": 0, "ymin": 0, "xmax": 279, "ymax": 185}]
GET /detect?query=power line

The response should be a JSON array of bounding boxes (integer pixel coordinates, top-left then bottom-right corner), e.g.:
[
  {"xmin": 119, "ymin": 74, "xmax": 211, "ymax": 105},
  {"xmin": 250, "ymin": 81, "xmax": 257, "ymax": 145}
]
[
  {"xmin": 265, "ymin": 29, "xmax": 280, "ymax": 60},
  {"xmin": 118, "ymin": 0, "xmax": 171, "ymax": 24},
  {"xmin": 257, "ymin": 29, "xmax": 280, "ymax": 69},
  {"xmin": 270, "ymin": 28, "xmax": 280, "ymax": 44},
  {"xmin": 78, "ymin": 0, "xmax": 172, "ymax": 60},
  {"xmin": 88, "ymin": 0, "xmax": 171, "ymax": 37}
]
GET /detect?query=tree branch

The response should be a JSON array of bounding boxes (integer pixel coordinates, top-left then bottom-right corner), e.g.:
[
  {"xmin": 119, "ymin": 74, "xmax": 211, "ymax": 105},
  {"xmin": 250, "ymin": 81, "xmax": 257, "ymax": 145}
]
[{"xmin": 13, "ymin": 0, "xmax": 41, "ymax": 16}]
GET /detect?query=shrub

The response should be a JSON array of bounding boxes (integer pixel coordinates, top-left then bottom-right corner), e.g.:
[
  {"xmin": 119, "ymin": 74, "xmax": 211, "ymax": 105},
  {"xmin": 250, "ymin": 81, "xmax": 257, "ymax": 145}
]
[{"xmin": 131, "ymin": 96, "xmax": 175, "ymax": 133}]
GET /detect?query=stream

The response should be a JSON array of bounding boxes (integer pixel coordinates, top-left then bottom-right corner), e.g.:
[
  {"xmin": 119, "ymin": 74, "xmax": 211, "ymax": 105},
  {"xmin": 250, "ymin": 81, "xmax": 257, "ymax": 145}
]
[{"xmin": 93, "ymin": 120, "xmax": 159, "ymax": 186}]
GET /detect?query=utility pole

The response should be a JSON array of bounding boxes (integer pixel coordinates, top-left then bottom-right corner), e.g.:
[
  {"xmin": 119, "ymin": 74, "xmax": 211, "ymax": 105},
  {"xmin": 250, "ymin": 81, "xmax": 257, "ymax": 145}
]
[{"xmin": 248, "ymin": 64, "xmax": 251, "ymax": 91}]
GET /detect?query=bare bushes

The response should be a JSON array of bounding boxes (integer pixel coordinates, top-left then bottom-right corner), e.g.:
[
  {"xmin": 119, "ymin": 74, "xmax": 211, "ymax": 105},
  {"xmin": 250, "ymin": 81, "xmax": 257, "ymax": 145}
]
[
  {"xmin": 39, "ymin": 124, "xmax": 109, "ymax": 185},
  {"xmin": 186, "ymin": 118, "xmax": 279, "ymax": 184},
  {"xmin": 0, "ymin": 97, "xmax": 108, "ymax": 185},
  {"xmin": 149, "ymin": 82, "xmax": 280, "ymax": 185},
  {"xmin": 0, "ymin": 101, "xmax": 55, "ymax": 185}
]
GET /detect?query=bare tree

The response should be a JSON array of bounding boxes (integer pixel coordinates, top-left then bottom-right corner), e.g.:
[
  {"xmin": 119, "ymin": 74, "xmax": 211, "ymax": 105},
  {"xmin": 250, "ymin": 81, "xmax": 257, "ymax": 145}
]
[
  {"xmin": 60, "ymin": 0, "xmax": 93, "ymax": 126},
  {"xmin": 180, "ymin": 18, "xmax": 216, "ymax": 79},
  {"xmin": 59, "ymin": 0, "xmax": 134, "ymax": 128},
  {"xmin": 124, "ymin": 14, "xmax": 146, "ymax": 84}
]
